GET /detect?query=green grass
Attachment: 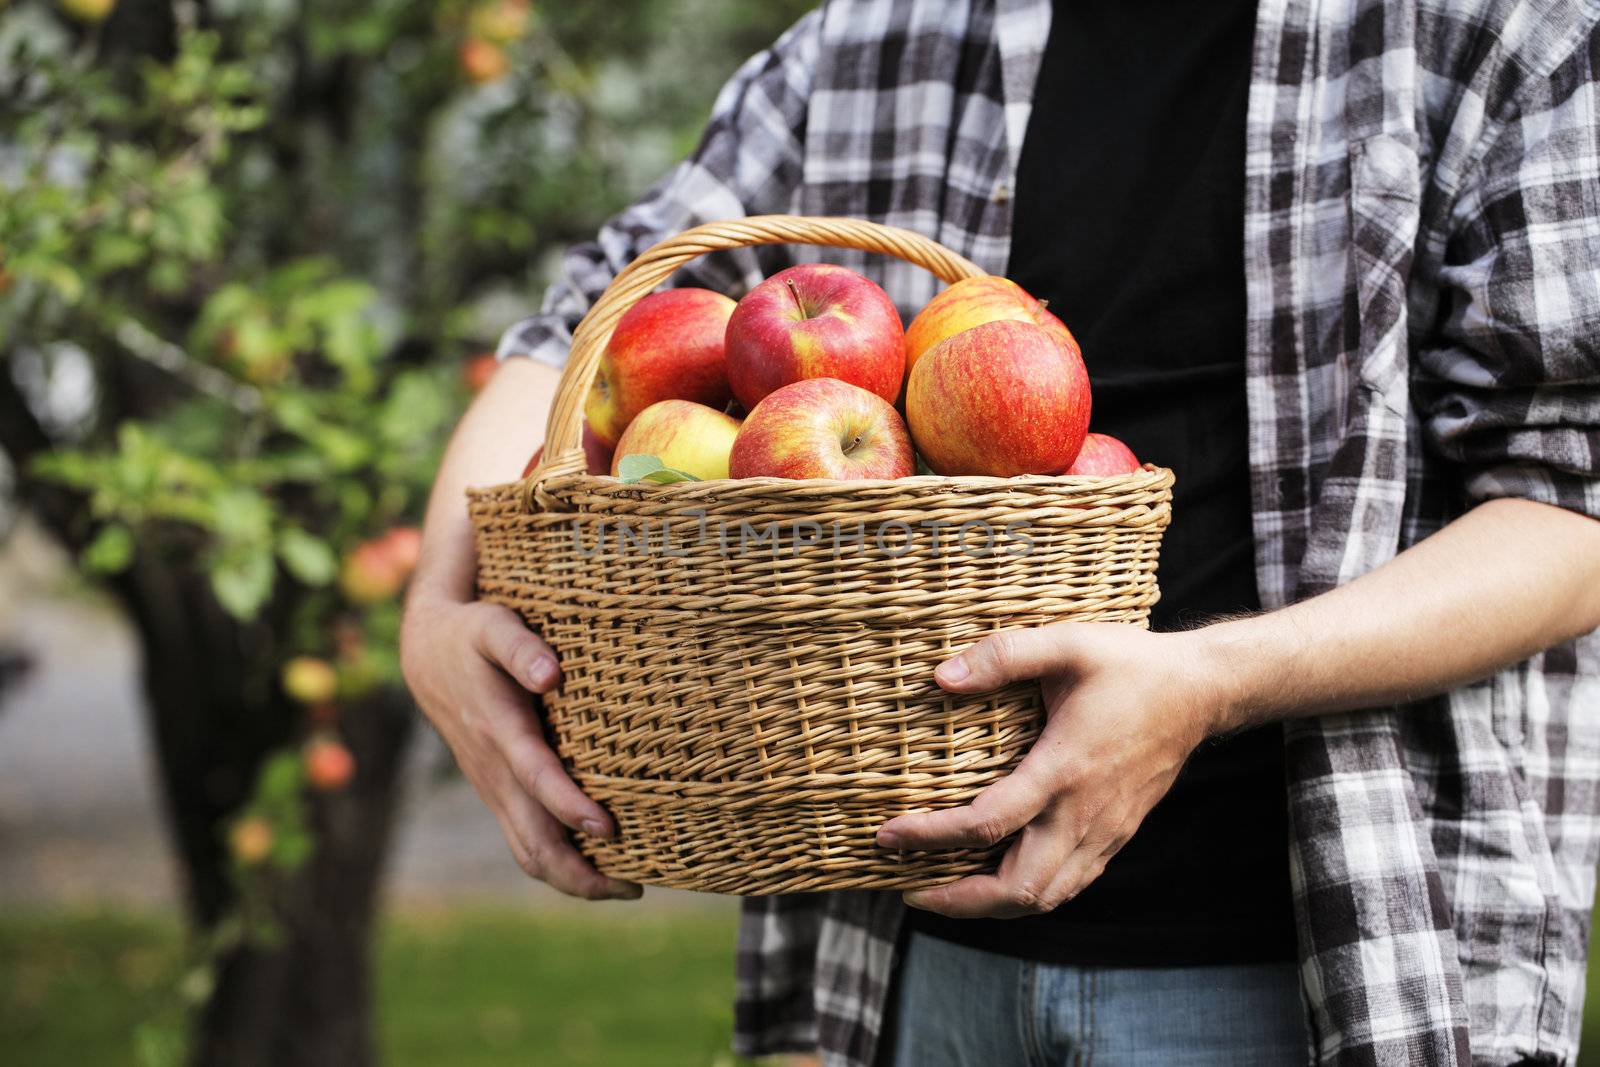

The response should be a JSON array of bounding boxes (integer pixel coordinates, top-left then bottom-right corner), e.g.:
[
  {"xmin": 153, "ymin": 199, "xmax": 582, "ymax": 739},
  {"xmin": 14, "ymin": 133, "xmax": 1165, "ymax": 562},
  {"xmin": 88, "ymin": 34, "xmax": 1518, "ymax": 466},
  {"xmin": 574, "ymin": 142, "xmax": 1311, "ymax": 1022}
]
[
  {"xmin": 0, "ymin": 907, "xmax": 752, "ymax": 1067},
  {"xmin": 9, "ymin": 907, "xmax": 1600, "ymax": 1064}
]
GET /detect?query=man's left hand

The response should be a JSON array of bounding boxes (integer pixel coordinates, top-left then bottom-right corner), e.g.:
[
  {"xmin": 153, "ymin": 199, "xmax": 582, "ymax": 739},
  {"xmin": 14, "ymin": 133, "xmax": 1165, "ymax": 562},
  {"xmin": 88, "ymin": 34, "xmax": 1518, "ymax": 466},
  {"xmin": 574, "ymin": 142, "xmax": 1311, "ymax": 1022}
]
[{"xmin": 876, "ymin": 623, "xmax": 1229, "ymax": 919}]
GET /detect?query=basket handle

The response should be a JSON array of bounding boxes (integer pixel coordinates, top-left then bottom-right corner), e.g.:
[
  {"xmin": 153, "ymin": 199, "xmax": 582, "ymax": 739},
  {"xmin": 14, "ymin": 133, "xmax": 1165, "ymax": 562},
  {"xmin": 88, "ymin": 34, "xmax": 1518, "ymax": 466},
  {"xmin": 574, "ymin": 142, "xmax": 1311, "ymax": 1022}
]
[{"xmin": 527, "ymin": 215, "xmax": 987, "ymax": 501}]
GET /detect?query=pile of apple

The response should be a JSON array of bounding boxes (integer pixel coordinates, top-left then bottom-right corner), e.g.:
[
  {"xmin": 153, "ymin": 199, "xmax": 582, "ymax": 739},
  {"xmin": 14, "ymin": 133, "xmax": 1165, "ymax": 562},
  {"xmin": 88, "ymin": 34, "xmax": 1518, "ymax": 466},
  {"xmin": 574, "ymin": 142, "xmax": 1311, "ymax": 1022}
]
[{"xmin": 538, "ymin": 264, "xmax": 1143, "ymax": 482}]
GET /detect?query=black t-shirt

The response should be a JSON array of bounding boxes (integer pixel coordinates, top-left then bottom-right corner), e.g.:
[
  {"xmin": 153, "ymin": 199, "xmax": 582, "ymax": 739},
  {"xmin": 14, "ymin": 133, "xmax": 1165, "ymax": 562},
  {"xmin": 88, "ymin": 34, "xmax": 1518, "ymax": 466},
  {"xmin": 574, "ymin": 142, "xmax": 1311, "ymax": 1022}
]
[{"xmin": 906, "ymin": 0, "xmax": 1297, "ymax": 966}]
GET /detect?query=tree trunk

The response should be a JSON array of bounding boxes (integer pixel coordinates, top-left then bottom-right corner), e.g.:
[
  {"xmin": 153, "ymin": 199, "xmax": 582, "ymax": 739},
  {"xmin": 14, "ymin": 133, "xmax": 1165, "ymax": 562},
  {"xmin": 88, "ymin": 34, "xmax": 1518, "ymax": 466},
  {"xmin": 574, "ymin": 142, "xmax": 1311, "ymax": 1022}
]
[{"xmin": 117, "ymin": 557, "xmax": 415, "ymax": 1067}]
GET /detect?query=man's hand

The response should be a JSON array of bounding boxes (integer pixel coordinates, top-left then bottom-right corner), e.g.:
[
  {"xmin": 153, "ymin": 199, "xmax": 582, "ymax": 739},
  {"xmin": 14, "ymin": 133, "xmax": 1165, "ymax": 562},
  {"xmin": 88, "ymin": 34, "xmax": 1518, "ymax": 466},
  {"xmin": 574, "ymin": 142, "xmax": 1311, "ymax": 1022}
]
[
  {"xmin": 877, "ymin": 624, "xmax": 1221, "ymax": 918},
  {"xmin": 401, "ymin": 596, "xmax": 641, "ymax": 901},
  {"xmin": 400, "ymin": 356, "xmax": 639, "ymax": 901},
  {"xmin": 878, "ymin": 496, "xmax": 1600, "ymax": 920}
]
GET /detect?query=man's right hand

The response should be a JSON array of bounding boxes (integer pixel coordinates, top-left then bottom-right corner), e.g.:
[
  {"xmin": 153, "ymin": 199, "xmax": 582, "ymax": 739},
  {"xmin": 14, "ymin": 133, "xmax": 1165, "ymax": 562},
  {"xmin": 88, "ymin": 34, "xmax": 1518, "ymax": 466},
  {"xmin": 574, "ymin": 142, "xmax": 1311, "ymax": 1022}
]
[
  {"xmin": 399, "ymin": 355, "xmax": 640, "ymax": 901},
  {"xmin": 401, "ymin": 593, "xmax": 642, "ymax": 900}
]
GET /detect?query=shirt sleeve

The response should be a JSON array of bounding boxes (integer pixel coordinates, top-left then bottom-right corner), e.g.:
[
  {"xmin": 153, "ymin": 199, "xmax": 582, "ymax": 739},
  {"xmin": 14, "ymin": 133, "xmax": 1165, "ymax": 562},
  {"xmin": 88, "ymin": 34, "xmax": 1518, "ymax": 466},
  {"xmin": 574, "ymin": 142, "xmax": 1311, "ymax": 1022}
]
[
  {"xmin": 496, "ymin": 9, "xmax": 821, "ymax": 369},
  {"xmin": 1416, "ymin": 31, "xmax": 1600, "ymax": 521}
]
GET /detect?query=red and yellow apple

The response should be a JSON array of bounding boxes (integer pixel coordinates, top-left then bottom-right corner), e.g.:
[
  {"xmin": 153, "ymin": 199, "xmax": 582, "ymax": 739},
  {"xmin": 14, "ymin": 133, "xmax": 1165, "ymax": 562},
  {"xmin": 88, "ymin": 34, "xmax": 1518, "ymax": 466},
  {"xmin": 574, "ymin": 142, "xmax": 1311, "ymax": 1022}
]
[
  {"xmin": 610, "ymin": 399, "xmax": 742, "ymax": 480},
  {"xmin": 904, "ymin": 275, "xmax": 1080, "ymax": 376},
  {"xmin": 729, "ymin": 378, "xmax": 913, "ymax": 480},
  {"xmin": 469, "ymin": 0, "xmax": 532, "ymax": 43},
  {"xmin": 724, "ymin": 264, "xmax": 905, "ymax": 409},
  {"xmin": 230, "ymin": 816, "xmax": 274, "ymax": 866},
  {"xmin": 585, "ymin": 288, "xmax": 737, "ymax": 447},
  {"xmin": 340, "ymin": 527, "xmax": 422, "ymax": 604},
  {"xmin": 1067, "ymin": 433, "xmax": 1141, "ymax": 476},
  {"xmin": 459, "ymin": 37, "xmax": 509, "ymax": 84},
  {"xmin": 522, "ymin": 423, "xmax": 615, "ymax": 478},
  {"xmin": 906, "ymin": 320, "xmax": 1091, "ymax": 477}
]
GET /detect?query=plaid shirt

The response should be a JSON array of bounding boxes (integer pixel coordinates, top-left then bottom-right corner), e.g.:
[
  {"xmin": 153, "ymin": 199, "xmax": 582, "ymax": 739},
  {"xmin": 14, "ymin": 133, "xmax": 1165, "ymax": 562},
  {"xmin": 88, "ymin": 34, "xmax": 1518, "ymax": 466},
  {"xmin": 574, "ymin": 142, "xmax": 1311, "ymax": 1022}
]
[{"xmin": 499, "ymin": 1, "xmax": 1600, "ymax": 1063}]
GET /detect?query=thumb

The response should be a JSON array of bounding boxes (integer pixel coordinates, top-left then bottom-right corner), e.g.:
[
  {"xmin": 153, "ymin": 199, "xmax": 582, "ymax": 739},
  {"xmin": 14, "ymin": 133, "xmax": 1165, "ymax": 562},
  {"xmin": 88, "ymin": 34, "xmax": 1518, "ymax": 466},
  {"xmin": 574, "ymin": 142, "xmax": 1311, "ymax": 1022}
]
[{"xmin": 935, "ymin": 623, "xmax": 1085, "ymax": 692}]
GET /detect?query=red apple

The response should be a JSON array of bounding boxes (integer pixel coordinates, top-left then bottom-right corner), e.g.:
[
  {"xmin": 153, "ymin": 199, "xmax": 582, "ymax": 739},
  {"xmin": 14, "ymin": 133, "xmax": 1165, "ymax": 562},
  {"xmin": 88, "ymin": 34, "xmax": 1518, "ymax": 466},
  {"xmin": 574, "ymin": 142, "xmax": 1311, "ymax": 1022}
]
[
  {"xmin": 1067, "ymin": 433, "xmax": 1142, "ymax": 476},
  {"xmin": 304, "ymin": 736, "xmax": 356, "ymax": 792},
  {"xmin": 610, "ymin": 400, "xmax": 741, "ymax": 480},
  {"xmin": 459, "ymin": 37, "xmax": 509, "ymax": 84},
  {"xmin": 904, "ymin": 275, "xmax": 1080, "ymax": 376},
  {"xmin": 463, "ymin": 353, "xmax": 498, "ymax": 392},
  {"xmin": 340, "ymin": 529, "xmax": 420, "ymax": 604},
  {"xmin": 585, "ymin": 288, "xmax": 736, "ymax": 447},
  {"xmin": 729, "ymin": 378, "xmax": 913, "ymax": 480},
  {"xmin": 906, "ymin": 320, "xmax": 1091, "ymax": 477},
  {"xmin": 520, "ymin": 423, "xmax": 617, "ymax": 478},
  {"xmin": 724, "ymin": 264, "xmax": 905, "ymax": 410}
]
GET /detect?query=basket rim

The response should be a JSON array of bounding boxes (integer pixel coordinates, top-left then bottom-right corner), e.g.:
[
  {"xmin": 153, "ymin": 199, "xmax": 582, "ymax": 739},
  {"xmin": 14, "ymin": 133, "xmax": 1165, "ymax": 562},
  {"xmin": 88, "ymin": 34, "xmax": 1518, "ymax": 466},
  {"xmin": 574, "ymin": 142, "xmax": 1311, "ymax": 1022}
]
[{"xmin": 470, "ymin": 462, "xmax": 1175, "ymax": 500}]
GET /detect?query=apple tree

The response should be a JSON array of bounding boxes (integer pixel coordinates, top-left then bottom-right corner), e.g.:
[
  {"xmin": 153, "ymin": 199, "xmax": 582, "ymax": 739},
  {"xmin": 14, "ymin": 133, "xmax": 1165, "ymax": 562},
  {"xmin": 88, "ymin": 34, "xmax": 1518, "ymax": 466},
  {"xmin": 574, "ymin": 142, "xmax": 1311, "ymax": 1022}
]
[{"xmin": 0, "ymin": 0, "xmax": 811, "ymax": 1064}]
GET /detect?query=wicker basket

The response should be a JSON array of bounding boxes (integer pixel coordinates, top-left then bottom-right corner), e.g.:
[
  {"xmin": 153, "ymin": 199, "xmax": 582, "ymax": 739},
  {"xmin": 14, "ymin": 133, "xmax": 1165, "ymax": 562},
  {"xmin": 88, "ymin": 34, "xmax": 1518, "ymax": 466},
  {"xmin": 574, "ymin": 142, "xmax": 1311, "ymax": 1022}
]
[{"xmin": 469, "ymin": 215, "xmax": 1173, "ymax": 895}]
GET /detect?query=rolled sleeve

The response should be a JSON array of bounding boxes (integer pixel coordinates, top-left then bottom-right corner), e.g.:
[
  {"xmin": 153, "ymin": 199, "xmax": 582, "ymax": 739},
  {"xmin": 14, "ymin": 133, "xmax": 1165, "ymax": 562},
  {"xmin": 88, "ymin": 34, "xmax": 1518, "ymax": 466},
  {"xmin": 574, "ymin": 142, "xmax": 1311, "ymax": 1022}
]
[
  {"xmin": 1418, "ymin": 31, "xmax": 1600, "ymax": 520},
  {"xmin": 496, "ymin": 8, "xmax": 820, "ymax": 369}
]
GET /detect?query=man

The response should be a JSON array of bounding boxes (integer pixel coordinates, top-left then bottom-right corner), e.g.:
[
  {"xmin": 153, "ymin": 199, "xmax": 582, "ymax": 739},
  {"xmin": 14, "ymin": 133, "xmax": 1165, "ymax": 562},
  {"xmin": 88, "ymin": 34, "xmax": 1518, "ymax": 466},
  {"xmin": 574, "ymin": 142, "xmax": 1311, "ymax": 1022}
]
[{"xmin": 400, "ymin": 0, "xmax": 1600, "ymax": 1063}]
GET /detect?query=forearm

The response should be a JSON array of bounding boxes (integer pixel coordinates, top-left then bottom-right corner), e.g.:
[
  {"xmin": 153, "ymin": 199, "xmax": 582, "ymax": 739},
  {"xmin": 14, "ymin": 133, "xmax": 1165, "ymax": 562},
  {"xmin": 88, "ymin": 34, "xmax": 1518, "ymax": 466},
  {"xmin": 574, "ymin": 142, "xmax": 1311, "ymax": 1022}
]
[
  {"xmin": 408, "ymin": 358, "xmax": 561, "ymax": 607},
  {"xmin": 1205, "ymin": 497, "xmax": 1600, "ymax": 731}
]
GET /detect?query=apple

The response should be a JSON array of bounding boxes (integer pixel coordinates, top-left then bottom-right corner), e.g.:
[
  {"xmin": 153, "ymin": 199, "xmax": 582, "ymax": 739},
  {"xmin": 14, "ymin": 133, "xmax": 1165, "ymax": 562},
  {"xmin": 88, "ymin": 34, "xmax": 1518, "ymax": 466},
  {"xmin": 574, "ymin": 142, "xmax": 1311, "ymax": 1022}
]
[
  {"xmin": 57, "ymin": 0, "xmax": 116, "ymax": 22},
  {"xmin": 585, "ymin": 288, "xmax": 737, "ymax": 447},
  {"xmin": 282, "ymin": 656, "xmax": 339, "ymax": 705},
  {"xmin": 906, "ymin": 320, "xmax": 1091, "ymax": 477},
  {"xmin": 230, "ymin": 816, "xmax": 274, "ymax": 866},
  {"xmin": 1067, "ymin": 433, "xmax": 1142, "ymax": 476},
  {"xmin": 904, "ymin": 275, "xmax": 1080, "ymax": 376},
  {"xmin": 463, "ymin": 353, "xmax": 498, "ymax": 392},
  {"xmin": 522, "ymin": 423, "xmax": 615, "ymax": 478},
  {"xmin": 610, "ymin": 400, "xmax": 741, "ymax": 480},
  {"xmin": 304, "ymin": 736, "xmax": 356, "ymax": 792},
  {"xmin": 724, "ymin": 264, "xmax": 905, "ymax": 410},
  {"xmin": 459, "ymin": 37, "xmax": 509, "ymax": 84},
  {"xmin": 729, "ymin": 378, "xmax": 913, "ymax": 480},
  {"xmin": 340, "ymin": 527, "xmax": 421, "ymax": 604},
  {"xmin": 469, "ymin": 0, "xmax": 532, "ymax": 43}
]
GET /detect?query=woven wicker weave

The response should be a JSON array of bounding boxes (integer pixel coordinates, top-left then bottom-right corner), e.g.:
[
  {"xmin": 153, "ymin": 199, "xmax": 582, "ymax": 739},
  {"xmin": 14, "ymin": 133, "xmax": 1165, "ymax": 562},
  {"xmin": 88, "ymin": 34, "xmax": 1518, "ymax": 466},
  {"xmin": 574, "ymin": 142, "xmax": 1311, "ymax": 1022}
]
[{"xmin": 469, "ymin": 216, "xmax": 1173, "ymax": 895}]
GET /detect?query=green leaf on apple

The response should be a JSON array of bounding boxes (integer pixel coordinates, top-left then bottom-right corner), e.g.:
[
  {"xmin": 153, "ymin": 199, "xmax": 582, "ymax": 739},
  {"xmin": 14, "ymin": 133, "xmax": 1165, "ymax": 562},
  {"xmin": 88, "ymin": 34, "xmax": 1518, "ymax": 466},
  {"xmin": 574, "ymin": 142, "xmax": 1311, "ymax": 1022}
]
[{"xmin": 616, "ymin": 454, "xmax": 701, "ymax": 485}]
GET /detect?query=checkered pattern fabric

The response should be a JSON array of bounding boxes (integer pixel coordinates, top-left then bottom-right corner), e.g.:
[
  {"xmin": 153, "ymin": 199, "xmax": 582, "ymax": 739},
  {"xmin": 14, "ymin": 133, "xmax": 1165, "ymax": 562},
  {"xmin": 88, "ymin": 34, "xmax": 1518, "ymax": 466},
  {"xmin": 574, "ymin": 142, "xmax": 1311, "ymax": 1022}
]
[{"xmin": 498, "ymin": 1, "xmax": 1600, "ymax": 1063}]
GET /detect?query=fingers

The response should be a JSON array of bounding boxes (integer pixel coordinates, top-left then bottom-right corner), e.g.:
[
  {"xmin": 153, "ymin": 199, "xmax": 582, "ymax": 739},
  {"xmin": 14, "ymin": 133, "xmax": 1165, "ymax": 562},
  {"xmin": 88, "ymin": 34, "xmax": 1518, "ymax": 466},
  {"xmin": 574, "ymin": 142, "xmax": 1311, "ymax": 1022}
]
[
  {"xmin": 903, "ymin": 821, "xmax": 1074, "ymax": 918},
  {"xmin": 877, "ymin": 755, "xmax": 1057, "ymax": 850},
  {"xmin": 934, "ymin": 623, "xmax": 1085, "ymax": 693},
  {"xmin": 473, "ymin": 603, "xmax": 561, "ymax": 694},
  {"xmin": 490, "ymin": 700, "xmax": 615, "ymax": 837},
  {"xmin": 903, "ymin": 818, "xmax": 1114, "ymax": 920},
  {"xmin": 489, "ymin": 761, "xmax": 641, "ymax": 901}
]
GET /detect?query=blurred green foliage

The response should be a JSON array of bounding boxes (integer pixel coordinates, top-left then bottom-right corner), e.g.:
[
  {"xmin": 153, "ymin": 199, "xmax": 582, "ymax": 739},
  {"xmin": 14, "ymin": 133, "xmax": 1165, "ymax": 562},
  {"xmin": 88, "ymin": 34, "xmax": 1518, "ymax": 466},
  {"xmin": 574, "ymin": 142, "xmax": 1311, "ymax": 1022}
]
[{"xmin": 1, "ymin": 0, "xmax": 811, "ymax": 628}]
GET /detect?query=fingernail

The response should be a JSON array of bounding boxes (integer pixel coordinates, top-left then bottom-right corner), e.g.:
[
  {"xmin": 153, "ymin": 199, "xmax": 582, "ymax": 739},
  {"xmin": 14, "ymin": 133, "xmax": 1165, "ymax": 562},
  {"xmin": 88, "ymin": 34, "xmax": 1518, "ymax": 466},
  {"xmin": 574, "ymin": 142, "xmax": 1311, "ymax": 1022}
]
[
  {"xmin": 609, "ymin": 882, "xmax": 643, "ymax": 900},
  {"xmin": 903, "ymin": 890, "xmax": 931, "ymax": 909},
  {"xmin": 935, "ymin": 657, "xmax": 970, "ymax": 686},
  {"xmin": 877, "ymin": 829, "xmax": 903, "ymax": 849},
  {"xmin": 527, "ymin": 656, "xmax": 557, "ymax": 690},
  {"xmin": 581, "ymin": 818, "xmax": 610, "ymax": 839}
]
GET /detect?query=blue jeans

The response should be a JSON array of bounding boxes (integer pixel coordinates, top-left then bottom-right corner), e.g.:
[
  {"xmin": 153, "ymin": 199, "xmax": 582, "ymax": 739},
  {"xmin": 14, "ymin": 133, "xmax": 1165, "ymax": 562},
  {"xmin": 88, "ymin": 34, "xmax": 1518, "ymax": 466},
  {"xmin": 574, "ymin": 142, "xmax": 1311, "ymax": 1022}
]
[{"xmin": 890, "ymin": 932, "xmax": 1309, "ymax": 1066}]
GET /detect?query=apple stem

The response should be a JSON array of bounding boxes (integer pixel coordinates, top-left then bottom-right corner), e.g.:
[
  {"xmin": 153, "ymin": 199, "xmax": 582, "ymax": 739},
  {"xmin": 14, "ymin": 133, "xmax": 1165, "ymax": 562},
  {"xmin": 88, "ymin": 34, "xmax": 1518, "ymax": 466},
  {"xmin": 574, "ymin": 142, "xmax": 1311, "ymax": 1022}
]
[
  {"xmin": 1038, "ymin": 298, "xmax": 1050, "ymax": 309},
  {"xmin": 784, "ymin": 277, "xmax": 808, "ymax": 319}
]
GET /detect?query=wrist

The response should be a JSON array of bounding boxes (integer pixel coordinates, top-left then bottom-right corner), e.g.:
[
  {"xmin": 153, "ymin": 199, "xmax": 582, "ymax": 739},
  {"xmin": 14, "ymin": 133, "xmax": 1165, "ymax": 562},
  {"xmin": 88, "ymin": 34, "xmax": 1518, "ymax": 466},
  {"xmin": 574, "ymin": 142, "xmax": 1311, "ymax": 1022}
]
[{"xmin": 1189, "ymin": 617, "xmax": 1278, "ymax": 734}]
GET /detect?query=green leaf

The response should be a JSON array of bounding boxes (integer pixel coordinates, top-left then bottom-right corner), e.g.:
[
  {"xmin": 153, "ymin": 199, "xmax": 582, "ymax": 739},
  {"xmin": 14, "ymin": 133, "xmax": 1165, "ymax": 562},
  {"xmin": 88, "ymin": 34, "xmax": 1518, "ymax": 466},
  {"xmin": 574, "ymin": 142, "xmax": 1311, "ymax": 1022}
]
[
  {"xmin": 616, "ymin": 454, "xmax": 701, "ymax": 484},
  {"xmin": 257, "ymin": 751, "xmax": 305, "ymax": 802},
  {"xmin": 81, "ymin": 523, "xmax": 136, "ymax": 575},
  {"xmin": 276, "ymin": 527, "xmax": 337, "ymax": 587},
  {"xmin": 209, "ymin": 546, "xmax": 275, "ymax": 620}
]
